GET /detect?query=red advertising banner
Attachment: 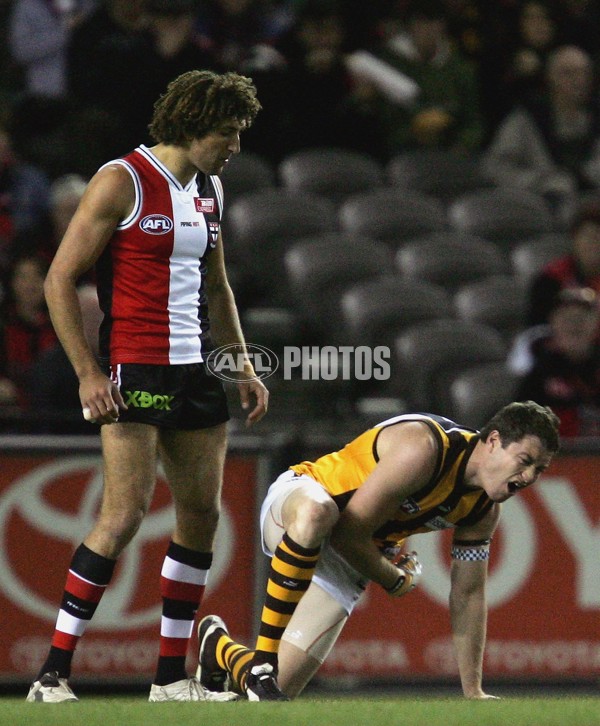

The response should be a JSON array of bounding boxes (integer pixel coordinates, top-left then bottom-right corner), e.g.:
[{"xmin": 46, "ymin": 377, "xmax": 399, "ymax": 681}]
[
  {"xmin": 1, "ymin": 447, "xmax": 598, "ymax": 684},
  {"xmin": 0, "ymin": 450, "xmax": 258, "ymax": 681},
  {"xmin": 319, "ymin": 455, "xmax": 600, "ymax": 681}
]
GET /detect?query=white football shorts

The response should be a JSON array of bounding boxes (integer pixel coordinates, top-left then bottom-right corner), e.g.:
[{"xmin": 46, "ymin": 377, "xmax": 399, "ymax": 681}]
[{"xmin": 260, "ymin": 469, "xmax": 369, "ymax": 615}]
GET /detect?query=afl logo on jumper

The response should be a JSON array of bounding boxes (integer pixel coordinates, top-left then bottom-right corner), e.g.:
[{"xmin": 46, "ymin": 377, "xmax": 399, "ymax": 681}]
[{"xmin": 140, "ymin": 214, "xmax": 173, "ymax": 235}]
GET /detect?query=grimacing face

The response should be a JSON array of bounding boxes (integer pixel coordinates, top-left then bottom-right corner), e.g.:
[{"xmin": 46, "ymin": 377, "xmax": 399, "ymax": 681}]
[{"xmin": 478, "ymin": 432, "xmax": 553, "ymax": 503}]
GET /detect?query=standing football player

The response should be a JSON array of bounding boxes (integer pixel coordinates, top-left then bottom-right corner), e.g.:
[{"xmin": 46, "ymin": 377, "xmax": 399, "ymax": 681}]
[
  {"xmin": 27, "ymin": 70, "xmax": 268, "ymax": 703},
  {"xmin": 197, "ymin": 401, "xmax": 559, "ymax": 700}
]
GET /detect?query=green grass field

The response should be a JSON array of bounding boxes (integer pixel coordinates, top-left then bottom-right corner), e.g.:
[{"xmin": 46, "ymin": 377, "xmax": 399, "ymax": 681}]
[{"xmin": 1, "ymin": 695, "xmax": 599, "ymax": 726}]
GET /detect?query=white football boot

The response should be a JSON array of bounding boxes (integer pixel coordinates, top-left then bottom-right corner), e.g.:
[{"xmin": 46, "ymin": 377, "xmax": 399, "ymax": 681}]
[
  {"xmin": 149, "ymin": 676, "xmax": 239, "ymax": 702},
  {"xmin": 26, "ymin": 671, "xmax": 78, "ymax": 703}
]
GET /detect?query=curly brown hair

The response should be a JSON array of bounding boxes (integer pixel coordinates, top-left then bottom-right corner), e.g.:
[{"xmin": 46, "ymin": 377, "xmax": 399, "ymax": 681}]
[{"xmin": 148, "ymin": 70, "xmax": 262, "ymax": 144}]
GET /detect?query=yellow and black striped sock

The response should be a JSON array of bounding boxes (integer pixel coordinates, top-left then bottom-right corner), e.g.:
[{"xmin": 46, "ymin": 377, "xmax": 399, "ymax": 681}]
[
  {"xmin": 215, "ymin": 633, "xmax": 254, "ymax": 693},
  {"xmin": 253, "ymin": 532, "xmax": 320, "ymax": 669}
]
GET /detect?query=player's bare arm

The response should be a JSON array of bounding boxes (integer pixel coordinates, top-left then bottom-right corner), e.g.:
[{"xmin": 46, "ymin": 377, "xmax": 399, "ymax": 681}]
[
  {"xmin": 44, "ymin": 165, "xmax": 133, "ymax": 423},
  {"xmin": 330, "ymin": 421, "xmax": 438, "ymax": 588},
  {"xmin": 449, "ymin": 503, "xmax": 502, "ymax": 700},
  {"xmin": 205, "ymin": 230, "xmax": 268, "ymax": 425}
]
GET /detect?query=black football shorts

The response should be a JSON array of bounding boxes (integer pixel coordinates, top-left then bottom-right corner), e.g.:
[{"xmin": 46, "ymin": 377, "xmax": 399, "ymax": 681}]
[{"xmin": 105, "ymin": 362, "xmax": 230, "ymax": 430}]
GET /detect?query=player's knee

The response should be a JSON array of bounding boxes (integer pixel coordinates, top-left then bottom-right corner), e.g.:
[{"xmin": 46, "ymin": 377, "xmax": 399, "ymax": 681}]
[
  {"xmin": 105, "ymin": 505, "xmax": 148, "ymax": 544},
  {"xmin": 292, "ymin": 497, "xmax": 338, "ymax": 544},
  {"xmin": 96, "ymin": 506, "xmax": 147, "ymax": 553},
  {"xmin": 179, "ymin": 500, "xmax": 220, "ymax": 531}
]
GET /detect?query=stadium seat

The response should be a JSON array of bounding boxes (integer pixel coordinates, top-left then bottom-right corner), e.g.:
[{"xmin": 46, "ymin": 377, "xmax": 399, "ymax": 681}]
[
  {"xmin": 339, "ymin": 275, "xmax": 452, "ymax": 348},
  {"xmin": 223, "ymin": 189, "xmax": 338, "ymax": 306},
  {"xmin": 447, "ymin": 362, "xmax": 522, "ymax": 428},
  {"xmin": 510, "ymin": 233, "xmax": 572, "ymax": 285},
  {"xmin": 448, "ymin": 187, "xmax": 556, "ymax": 252},
  {"xmin": 395, "ymin": 232, "xmax": 509, "ymax": 292},
  {"xmin": 224, "ymin": 188, "xmax": 337, "ymax": 249},
  {"xmin": 240, "ymin": 306, "xmax": 305, "ymax": 353},
  {"xmin": 219, "ymin": 151, "xmax": 276, "ymax": 201},
  {"xmin": 278, "ymin": 147, "xmax": 385, "ymax": 206},
  {"xmin": 386, "ymin": 149, "xmax": 495, "ymax": 205},
  {"xmin": 393, "ymin": 319, "xmax": 507, "ymax": 411},
  {"xmin": 354, "ymin": 395, "xmax": 409, "ymax": 428},
  {"xmin": 284, "ymin": 233, "xmax": 393, "ymax": 342},
  {"xmin": 453, "ymin": 274, "xmax": 528, "ymax": 343},
  {"xmin": 338, "ymin": 188, "xmax": 448, "ymax": 247},
  {"xmin": 227, "ymin": 372, "xmax": 355, "ymax": 437}
]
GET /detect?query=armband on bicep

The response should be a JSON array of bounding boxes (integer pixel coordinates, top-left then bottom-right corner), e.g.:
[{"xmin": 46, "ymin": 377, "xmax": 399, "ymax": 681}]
[{"xmin": 451, "ymin": 538, "xmax": 491, "ymax": 561}]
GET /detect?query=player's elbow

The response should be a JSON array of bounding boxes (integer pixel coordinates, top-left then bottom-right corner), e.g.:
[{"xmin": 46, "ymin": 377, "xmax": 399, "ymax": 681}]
[{"xmin": 44, "ymin": 263, "xmax": 77, "ymax": 302}]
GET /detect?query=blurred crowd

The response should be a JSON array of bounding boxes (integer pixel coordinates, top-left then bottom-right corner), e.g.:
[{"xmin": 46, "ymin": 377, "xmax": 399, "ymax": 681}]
[
  {"xmin": 1, "ymin": 0, "xmax": 599, "ymax": 179},
  {"xmin": 2, "ymin": 0, "xmax": 600, "ymax": 436}
]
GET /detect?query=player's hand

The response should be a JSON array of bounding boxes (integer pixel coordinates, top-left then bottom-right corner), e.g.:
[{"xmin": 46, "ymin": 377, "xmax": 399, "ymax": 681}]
[
  {"xmin": 384, "ymin": 551, "xmax": 422, "ymax": 597},
  {"xmin": 80, "ymin": 371, "xmax": 127, "ymax": 425},
  {"xmin": 237, "ymin": 377, "xmax": 269, "ymax": 427}
]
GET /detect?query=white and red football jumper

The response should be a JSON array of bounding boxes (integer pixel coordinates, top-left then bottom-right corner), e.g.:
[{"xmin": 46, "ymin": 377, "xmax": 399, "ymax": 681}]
[{"xmin": 95, "ymin": 144, "xmax": 224, "ymax": 365}]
